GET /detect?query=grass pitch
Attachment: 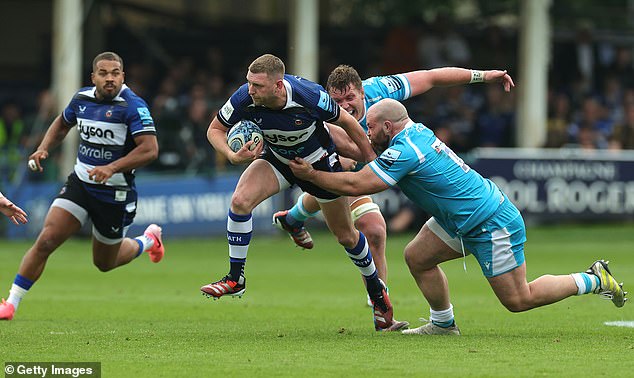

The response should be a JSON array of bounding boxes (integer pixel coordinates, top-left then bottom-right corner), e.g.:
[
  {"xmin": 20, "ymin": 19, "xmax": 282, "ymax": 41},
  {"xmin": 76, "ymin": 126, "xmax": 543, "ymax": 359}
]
[{"xmin": 1, "ymin": 224, "xmax": 633, "ymax": 377}]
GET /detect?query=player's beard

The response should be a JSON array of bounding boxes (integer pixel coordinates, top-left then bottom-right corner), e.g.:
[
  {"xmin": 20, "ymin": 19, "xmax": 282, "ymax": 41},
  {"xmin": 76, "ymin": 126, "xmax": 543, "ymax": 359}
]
[
  {"xmin": 96, "ymin": 84, "xmax": 119, "ymax": 101},
  {"xmin": 371, "ymin": 135, "xmax": 390, "ymax": 155}
]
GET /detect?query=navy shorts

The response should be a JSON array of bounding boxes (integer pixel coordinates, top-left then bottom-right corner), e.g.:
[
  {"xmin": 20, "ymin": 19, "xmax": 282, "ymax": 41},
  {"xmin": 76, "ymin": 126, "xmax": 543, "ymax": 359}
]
[
  {"xmin": 55, "ymin": 173, "xmax": 137, "ymax": 240},
  {"xmin": 262, "ymin": 150, "xmax": 343, "ymax": 201}
]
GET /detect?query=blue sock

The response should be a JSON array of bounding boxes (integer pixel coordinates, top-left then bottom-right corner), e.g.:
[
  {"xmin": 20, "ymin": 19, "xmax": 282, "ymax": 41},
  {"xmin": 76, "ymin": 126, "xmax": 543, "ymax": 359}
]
[
  {"xmin": 14, "ymin": 274, "xmax": 34, "ymax": 290},
  {"xmin": 345, "ymin": 232, "xmax": 381, "ymax": 295},
  {"xmin": 288, "ymin": 193, "xmax": 320, "ymax": 225}
]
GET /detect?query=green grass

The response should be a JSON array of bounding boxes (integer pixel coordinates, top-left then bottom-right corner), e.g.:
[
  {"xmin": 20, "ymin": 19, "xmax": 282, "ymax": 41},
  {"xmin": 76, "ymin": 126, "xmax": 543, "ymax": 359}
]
[{"xmin": 1, "ymin": 224, "xmax": 633, "ymax": 377}]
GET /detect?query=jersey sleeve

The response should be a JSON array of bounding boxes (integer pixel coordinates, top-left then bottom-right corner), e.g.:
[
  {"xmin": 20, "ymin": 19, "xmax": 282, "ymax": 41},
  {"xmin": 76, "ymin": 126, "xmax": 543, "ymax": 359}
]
[
  {"xmin": 126, "ymin": 97, "xmax": 156, "ymax": 136},
  {"xmin": 217, "ymin": 84, "xmax": 251, "ymax": 127},
  {"xmin": 61, "ymin": 96, "xmax": 78, "ymax": 126},
  {"xmin": 368, "ymin": 140, "xmax": 420, "ymax": 187},
  {"xmin": 363, "ymin": 74, "xmax": 412, "ymax": 102}
]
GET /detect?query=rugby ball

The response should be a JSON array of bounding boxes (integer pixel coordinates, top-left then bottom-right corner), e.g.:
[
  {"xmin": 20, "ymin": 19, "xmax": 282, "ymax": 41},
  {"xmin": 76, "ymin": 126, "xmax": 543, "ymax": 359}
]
[{"xmin": 227, "ymin": 120, "xmax": 263, "ymax": 152}]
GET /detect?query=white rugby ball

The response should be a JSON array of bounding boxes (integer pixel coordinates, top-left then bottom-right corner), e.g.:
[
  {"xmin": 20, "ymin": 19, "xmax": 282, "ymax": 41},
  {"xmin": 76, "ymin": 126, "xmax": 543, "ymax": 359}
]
[{"xmin": 227, "ymin": 120, "xmax": 263, "ymax": 152}]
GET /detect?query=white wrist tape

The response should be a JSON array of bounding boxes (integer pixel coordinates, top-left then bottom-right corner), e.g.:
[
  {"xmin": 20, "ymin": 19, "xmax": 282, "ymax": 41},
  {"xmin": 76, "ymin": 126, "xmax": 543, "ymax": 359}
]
[{"xmin": 470, "ymin": 70, "xmax": 484, "ymax": 83}]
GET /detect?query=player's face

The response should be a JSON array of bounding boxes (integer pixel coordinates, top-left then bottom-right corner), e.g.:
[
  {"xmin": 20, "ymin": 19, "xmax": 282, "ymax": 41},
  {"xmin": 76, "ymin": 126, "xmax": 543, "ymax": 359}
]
[
  {"xmin": 91, "ymin": 59, "xmax": 124, "ymax": 101},
  {"xmin": 329, "ymin": 84, "xmax": 364, "ymax": 121},
  {"xmin": 247, "ymin": 71, "xmax": 281, "ymax": 107},
  {"xmin": 366, "ymin": 115, "xmax": 390, "ymax": 154}
]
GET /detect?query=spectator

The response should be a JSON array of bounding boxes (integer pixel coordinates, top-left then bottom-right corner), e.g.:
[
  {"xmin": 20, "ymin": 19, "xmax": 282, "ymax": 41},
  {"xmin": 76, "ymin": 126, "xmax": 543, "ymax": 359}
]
[
  {"xmin": 568, "ymin": 96, "xmax": 613, "ymax": 149},
  {"xmin": 0, "ymin": 101, "xmax": 27, "ymax": 183},
  {"xmin": 609, "ymin": 103, "xmax": 634, "ymax": 150},
  {"xmin": 545, "ymin": 91, "xmax": 573, "ymax": 148},
  {"xmin": 472, "ymin": 85, "xmax": 515, "ymax": 148}
]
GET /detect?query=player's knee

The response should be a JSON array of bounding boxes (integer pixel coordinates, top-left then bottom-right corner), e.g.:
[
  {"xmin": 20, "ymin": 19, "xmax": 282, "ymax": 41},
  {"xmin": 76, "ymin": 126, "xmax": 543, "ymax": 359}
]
[
  {"xmin": 230, "ymin": 192, "xmax": 255, "ymax": 214},
  {"xmin": 333, "ymin": 230, "xmax": 359, "ymax": 249},
  {"xmin": 357, "ymin": 221, "xmax": 385, "ymax": 250},
  {"xmin": 33, "ymin": 232, "xmax": 63, "ymax": 257},
  {"xmin": 499, "ymin": 297, "xmax": 531, "ymax": 313},
  {"xmin": 403, "ymin": 242, "xmax": 422, "ymax": 269},
  {"xmin": 94, "ymin": 260, "xmax": 116, "ymax": 272}
]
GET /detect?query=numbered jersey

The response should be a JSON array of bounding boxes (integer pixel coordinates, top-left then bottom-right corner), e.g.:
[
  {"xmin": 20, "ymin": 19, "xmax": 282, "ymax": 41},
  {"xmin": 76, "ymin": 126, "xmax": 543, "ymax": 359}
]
[
  {"xmin": 359, "ymin": 74, "xmax": 412, "ymax": 131},
  {"xmin": 368, "ymin": 121, "xmax": 501, "ymax": 237},
  {"xmin": 218, "ymin": 74, "xmax": 340, "ymax": 164},
  {"xmin": 62, "ymin": 84, "xmax": 156, "ymax": 202}
]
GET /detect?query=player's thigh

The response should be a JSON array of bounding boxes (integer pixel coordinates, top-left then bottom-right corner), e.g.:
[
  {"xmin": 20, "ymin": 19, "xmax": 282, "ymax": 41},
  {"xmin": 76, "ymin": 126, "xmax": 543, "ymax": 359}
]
[
  {"xmin": 232, "ymin": 159, "xmax": 282, "ymax": 212},
  {"xmin": 486, "ymin": 262, "xmax": 530, "ymax": 305},
  {"xmin": 320, "ymin": 197, "xmax": 357, "ymax": 242},
  {"xmin": 405, "ymin": 218, "xmax": 463, "ymax": 270},
  {"xmin": 34, "ymin": 205, "xmax": 83, "ymax": 253},
  {"xmin": 462, "ymin": 199, "xmax": 526, "ymax": 278}
]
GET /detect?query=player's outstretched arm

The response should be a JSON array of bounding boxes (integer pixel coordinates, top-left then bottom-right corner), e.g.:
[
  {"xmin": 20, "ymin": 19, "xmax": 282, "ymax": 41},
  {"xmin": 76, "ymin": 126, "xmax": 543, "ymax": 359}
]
[
  {"xmin": 0, "ymin": 194, "xmax": 28, "ymax": 225},
  {"xmin": 404, "ymin": 67, "xmax": 515, "ymax": 97},
  {"xmin": 290, "ymin": 157, "xmax": 388, "ymax": 196}
]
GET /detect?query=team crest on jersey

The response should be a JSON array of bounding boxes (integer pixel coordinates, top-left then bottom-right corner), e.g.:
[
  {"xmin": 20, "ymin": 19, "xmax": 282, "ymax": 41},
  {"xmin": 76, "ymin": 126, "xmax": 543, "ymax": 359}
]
[
  {"xmin": 295, "ymin": 119, "xmax": 302, "ymax": 126},
  {"xmin": 105, "ymin": 109, "xmax": 113, "ymax": 118}
]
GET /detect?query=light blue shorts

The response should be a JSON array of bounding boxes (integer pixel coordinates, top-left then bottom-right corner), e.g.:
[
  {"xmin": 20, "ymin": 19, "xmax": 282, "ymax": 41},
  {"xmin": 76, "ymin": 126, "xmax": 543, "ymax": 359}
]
[{"xmin": 427, "ymin": 195, "xmax": 526, "ymax": 278}]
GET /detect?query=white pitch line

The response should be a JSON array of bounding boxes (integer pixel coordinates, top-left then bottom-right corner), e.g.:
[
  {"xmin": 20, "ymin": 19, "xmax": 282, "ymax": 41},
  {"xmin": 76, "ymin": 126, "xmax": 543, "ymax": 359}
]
[{"xmin": 604, "ymin": 321, "xmax": 634, "ymax": 328}]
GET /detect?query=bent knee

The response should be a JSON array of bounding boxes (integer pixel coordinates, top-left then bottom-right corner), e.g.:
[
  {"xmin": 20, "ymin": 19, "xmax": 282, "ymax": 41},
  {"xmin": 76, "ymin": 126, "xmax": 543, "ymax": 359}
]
[
  {"xmin": 500, "ymin": 298, "xmax": 532, "ymax": 313},
  {"xmin": 230, "ymin": 193, "xmax": 256, "ymax": 214},
  {"xmin": 94, "ymin": 261, "xmax": 116, "ymax": 272}
]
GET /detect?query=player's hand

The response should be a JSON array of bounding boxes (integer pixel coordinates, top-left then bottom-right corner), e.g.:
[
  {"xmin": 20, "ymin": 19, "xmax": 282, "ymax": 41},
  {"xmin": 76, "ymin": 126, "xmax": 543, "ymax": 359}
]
[
  {"xmin": 484, "ymin": 70, "xmax": 515, "ymax": 92},
  {"xmin": 339, "ymin": 156, "xmax": 357, "ymax": 171},
  {"xmin": 27, "ymin": 150, "xmax": 49, "ymax": 172},
  {"xmin": 0, "ymin": 196, "xmax": 28, "ymax": 225},
  {"xmin": 289, "ymin": 157, "xmax": 314, "ymax": 180},
  {"xmin": 229, "ymin": 140, "xmax": 264, "ymax": 165},
  {"xmin": 87, "ymin": 165, "xmax": 116, "ymax": 184}
]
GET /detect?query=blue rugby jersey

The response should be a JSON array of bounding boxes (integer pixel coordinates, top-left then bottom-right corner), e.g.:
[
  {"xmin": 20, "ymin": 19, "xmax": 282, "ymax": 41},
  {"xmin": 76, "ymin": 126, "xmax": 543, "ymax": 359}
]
[
  {"xmin": 358, "ymin": 74, "xmax": 412, "ymax": 131},
  {"xmin": 218, "ymin": 74, "xmax": 340, "ymax": 165},
  {"xmin": 62, "ymin": 84, "xmax": 156, "ymax": 202},
  {"xmin": 368, "ymin": 121, "xmax": 502, "ymax": 237}
]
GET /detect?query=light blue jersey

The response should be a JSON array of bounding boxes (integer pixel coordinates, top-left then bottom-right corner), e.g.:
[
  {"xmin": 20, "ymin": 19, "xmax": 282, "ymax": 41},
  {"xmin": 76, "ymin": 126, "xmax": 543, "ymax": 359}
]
[
  {"xmin": 368, "ymin": 121, "xmax": 502, "ymax": 238},
  {"xmin": 359, "ymin": 74, "xmax": 411, "ymax": 131}
]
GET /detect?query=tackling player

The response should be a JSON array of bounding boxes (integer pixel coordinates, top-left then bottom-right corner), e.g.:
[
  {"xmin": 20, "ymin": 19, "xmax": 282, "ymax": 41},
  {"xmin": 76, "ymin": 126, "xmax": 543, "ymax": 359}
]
[
  {"xmin": 0, "ymin": 193, "xmax": 28, "ymax": 225},
  {"xmin": 290, "ymin": 98, "xmax": 627, "ymax": 335},
  {"xmin": 0, "ymin": 52, "xmax": 165, "ymax": 320}
]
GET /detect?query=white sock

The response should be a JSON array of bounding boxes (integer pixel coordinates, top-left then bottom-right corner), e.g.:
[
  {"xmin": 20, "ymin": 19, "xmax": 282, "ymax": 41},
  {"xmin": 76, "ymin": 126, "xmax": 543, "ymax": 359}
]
[
  {"xmin": 571, "ymin": 273, "xmax": 600, "ymax": 295},
  {"xmin": 7, "ymin": 284, "xmax": 29, "ymax": 310},
  {"xmin": 430, "ymin": 304, "xmax": 455, "ymax": 328},
  {"xmin": 135, "ymin": 234, "xmax": 155, "ymax": 253}
]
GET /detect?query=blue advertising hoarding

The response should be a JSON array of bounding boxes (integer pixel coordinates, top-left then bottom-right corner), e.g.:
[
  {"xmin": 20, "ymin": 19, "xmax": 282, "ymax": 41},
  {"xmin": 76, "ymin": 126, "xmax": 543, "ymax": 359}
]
[
  {"xmin": 469, "ymin": 148, "xmax": 634, "ymax": 222},
  {"xmin": 5, "ymin": 174, "xmax": 282, "ymax": 239}
]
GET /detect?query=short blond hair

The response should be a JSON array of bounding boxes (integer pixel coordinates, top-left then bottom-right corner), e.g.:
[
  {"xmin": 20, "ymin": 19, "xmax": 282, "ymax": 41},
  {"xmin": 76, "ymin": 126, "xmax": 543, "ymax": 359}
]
[{"xmin": 248, "ymin": 54, "xmax": 285, "ymax": 79}]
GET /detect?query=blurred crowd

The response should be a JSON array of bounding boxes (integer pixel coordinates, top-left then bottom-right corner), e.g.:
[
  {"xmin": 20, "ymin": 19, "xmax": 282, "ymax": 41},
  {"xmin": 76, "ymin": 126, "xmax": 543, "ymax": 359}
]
[{"xmin": 1, "ymin": 17, "xmax": 634, "ymax": 187}]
